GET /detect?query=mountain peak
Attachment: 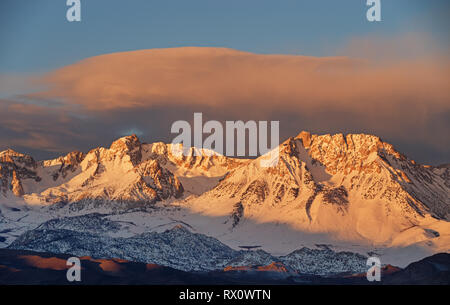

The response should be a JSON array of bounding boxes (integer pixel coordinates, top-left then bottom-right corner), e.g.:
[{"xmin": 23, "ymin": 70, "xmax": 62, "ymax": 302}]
[
  {"xmin": 0, "ymin": 149, "xmax": 32, "ymax": 160},
  {"xmin": 0, "ymin": 149, "xmax": 36, "ymax": 167},
  {"xmin": 0, "ymin": 148, "xmax": 21, "ymax": 156},
  {"xmin": 109, "ymin": 134, "xmax": 142, "ymax": 166},
  {"xmin": 170, "ymin": 224, "xmax": 191, "ymax": 232},
  {"xmin": 110, "ymin": 134, "xmax": 141, "ymax": 151},
  {"xmin": 295, "ymin": 131, "xmax": 313, "ymax": 148}
]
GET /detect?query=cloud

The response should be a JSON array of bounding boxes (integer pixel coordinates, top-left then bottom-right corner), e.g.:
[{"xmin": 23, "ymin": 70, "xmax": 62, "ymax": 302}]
[
  {"xmin": 35, "ymin": 48, "xmax": 365, "ymax": 112},
  {"xmin": 1, "ymin": 39, "xmax": 449, "ymax": 164},
  {"xmin": 34, "ymin": 45, "xmax": 448, "ymax": 113},
  {"xmin": 0, "ymin": 74, "xmax": 43, "ymax": 98},
  {"xmin": 0, "ymin": 99, "xmax": 82, "ymax": 153},
  {"xmin": 337, "ymin": 32, "xmax": 448, "ymax": 63}
]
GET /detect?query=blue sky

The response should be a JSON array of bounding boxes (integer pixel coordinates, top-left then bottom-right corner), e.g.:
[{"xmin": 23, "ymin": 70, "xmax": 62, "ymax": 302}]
[{"xmin": 0, "ymin": 0, "xmax": 448, "ymax": 73}]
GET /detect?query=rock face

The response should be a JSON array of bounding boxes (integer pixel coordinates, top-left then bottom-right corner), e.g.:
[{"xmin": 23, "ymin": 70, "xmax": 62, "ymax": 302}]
[
  {"xmin": 0, "ymin": 149, "xmax": 87, "ymax": 198},
  {"xmin": 298, "ymin": 132, "xmax": 449, "ymax": 220},
  {"xmin": 11, "ymin": 170, "xmax": 24, "ymax": 197},
  {"xmin": 0, "ymin": 149, "xmax": 40, "ymax": 197},
  {"xmin": 43, "ymin": 151, "xmax": 85, "ymax": 182}
]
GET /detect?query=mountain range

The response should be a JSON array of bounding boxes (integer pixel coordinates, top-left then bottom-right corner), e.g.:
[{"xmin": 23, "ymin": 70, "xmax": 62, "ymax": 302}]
[{"xmin": 0, "ymin": 131, "xmax": 449, "ymax": 276}]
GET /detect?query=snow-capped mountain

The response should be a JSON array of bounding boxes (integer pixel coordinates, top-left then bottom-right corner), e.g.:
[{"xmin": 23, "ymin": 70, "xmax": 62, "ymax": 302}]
[
  {"xmin": 27, "ymin": 135, "xmax": 184, "ymax": 206},
  {"xmin": 186, "ymin": 131, "xmax": 449, "ymax": 250},
  {"xmin": 0, "ymin": 132, "xmax": 449, "ymax": 270},
  {"xmin": 0, "ymin": 135, "xmax": 247, "ymax": 207}
]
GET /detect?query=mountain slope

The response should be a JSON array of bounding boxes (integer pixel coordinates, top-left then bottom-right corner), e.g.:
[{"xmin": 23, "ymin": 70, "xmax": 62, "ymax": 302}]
[
  {"xmin": 382, "ymin": 253, "xmax": 450, "ymax": 284},
  {"xmin": 182, "ymin": 131, "xmax": 450, "ymax": 249},
  {"xmin": 8, "ymin": 225, "xmax": 237, "ymax": 272}
]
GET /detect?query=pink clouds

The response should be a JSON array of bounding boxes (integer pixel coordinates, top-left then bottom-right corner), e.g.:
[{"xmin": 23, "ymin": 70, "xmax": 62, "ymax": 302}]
[
  {"xmin": 31, "ymin": 47, "xmax": 449, "ymax": 147},
  {"xmin": 1, "ymin": 43, "xmax": 448, "ymax": 164},
  {"xmin": 35, "ymin": 47, "xmax": 448, "ymax": 114}
]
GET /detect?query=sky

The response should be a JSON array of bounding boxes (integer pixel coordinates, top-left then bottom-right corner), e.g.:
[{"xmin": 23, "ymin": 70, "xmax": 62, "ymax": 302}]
[{"xmin": 0, "ymin": 0, "xmax": 449, "ymax": 164}]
